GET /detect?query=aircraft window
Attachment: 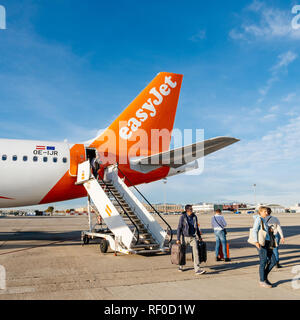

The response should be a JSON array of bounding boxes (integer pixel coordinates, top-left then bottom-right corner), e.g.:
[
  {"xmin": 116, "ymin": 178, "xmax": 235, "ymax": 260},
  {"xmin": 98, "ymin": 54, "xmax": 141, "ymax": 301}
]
[
  {"xmin": 43, "ymin": 157, "xmax": 48, "ymax": 163},
  {"xmin": 53, "ymin": 157, "xmax": 58, "ymax": 163},
  {"xmin": 2, "ymin": 155, "xmax": 7, "ymax": 161},
  {"xmin": 12, "ymin": 155, "xmax": 17, "ymax": 161},
  {"xmin": 33, "ymin": 156, "xmax": 38, "ymax": 162},
  {"xmin": 63, "ymin": 157, "xmax": 68, "ymax": 163},
  {"xmin": 23, "ymin": 156, "xmax": 28, "ymax": 162}
]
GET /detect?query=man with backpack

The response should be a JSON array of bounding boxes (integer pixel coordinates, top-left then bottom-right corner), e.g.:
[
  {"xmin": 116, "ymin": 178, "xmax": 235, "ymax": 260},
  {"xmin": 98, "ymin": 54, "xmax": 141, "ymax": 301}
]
[{"xmin": 176, "ymin": 205, "xmax": 206, "ymax": 275}]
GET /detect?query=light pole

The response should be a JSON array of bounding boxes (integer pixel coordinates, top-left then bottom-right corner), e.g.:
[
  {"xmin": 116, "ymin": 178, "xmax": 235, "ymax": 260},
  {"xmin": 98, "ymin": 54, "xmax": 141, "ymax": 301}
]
[
  {"xmin": 253, "ymin": 184, "xmax": 257, "ymax": 206},
  {"xmin": 163, "ymin": 178, "xmax": 167, "ymax": 214}
]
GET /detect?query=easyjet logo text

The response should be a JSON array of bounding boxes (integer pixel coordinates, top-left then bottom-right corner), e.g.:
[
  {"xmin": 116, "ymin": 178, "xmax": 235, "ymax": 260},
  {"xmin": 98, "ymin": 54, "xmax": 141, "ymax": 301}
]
[{"xmin": 119, "ymin": 76, "xmax": 177, "ymax": 140}]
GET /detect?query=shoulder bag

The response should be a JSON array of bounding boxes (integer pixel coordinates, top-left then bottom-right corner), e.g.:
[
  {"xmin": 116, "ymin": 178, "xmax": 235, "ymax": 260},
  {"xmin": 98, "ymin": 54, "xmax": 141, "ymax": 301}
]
[
  {"xmin": 248, "ymin": 218, "xmax": 267, "ymax": 246},
  {"xmin": 214, "ymin": 216, "xmax": 227, "ymax": 235}
]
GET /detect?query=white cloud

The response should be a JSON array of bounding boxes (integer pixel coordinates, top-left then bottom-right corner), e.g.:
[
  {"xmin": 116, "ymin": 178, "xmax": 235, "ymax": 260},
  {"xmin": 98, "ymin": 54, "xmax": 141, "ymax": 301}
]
[
  {"xmin": 249, "ymin": 107, "xmax": 262, "ymax": 115},
  {"xmin": 285, "ymin": 108, "xmax": 299, "ymax": 117},
  {"xmin": 269, "ymin": 105, "xmax": 279, "ymax": 112},
  {"xmin": 230, "ymin": 1, "xmax": 300, "ymax": 41},
  {"xmin": 191, "ymin": 115, "xmax": 300, "ymax": 205},
  {"xmin": 282, "ymin": 92, "xmax": 296, "ymax": 102},
  {"xmin": 258, "ymin": 76, "xmax": 279, "ymax": 97},
  {"xmin": 228, "ymin": 29, "xmax": 245, "ymax": 40},
  {"xmin": 260, "ymin": 113, "xmax": 276, "ymax": 121},
  {"xmin": 128, "ymin": 115, "xmax": 300, "ymax": 206},
  {"xmin": 189, "ymin": 30, "xmax": 206, "ymax": 42},
  {"xmin": 221, "ymin": 115, "xmax": 300, "ymax": 165},
  {"xmin": 258, "ymin": 51, "xmax": 297, "ymax": 100},
  {"xmin": 247, "ymin": 0, "xmax": 264, "ymax": 12},
  {"xmin": 272, "ymin": 51, "xmax": 298, "ymax": 71}
]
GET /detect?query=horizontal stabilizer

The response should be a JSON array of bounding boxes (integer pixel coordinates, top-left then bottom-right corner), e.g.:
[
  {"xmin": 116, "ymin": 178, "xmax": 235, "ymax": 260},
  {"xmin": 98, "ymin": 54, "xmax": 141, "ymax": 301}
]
[{"xmin": 129, "ymin": 137, "xmax": 239, "ymax": 172}]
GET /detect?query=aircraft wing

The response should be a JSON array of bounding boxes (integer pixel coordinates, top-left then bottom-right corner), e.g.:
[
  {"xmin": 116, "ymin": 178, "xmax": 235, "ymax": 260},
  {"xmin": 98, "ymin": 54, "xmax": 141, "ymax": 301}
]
[{"xmin": 129, "ymin": 137, "xmax": 239, "ymax": 170}]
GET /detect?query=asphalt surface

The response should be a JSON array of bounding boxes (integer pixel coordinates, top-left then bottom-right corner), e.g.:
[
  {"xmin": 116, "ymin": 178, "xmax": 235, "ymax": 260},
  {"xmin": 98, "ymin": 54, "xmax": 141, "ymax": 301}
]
[{"xmin": 0, "ymin": 213, "xmax": 300, "ymax": 300}]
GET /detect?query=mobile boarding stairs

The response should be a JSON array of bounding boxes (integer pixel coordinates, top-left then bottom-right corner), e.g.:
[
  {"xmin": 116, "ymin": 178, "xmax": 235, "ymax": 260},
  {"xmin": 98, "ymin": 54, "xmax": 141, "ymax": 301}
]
[{"xmin": 76, "ymin": 161, "xmax": 173, "ymax": 255}]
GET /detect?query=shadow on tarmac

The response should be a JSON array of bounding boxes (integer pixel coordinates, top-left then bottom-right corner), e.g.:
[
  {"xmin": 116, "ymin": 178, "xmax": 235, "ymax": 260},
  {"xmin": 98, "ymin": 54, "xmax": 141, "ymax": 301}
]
[{"xmin": 0, "ymin": 230, "xmax": 81, "ymax": 251}]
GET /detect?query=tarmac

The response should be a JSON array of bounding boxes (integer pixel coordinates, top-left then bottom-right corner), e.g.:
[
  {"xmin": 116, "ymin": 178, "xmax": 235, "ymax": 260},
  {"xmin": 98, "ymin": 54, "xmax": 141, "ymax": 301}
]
[{"xmin": 0, "ymin": 213, "xmax": 300, "ymax": 300}]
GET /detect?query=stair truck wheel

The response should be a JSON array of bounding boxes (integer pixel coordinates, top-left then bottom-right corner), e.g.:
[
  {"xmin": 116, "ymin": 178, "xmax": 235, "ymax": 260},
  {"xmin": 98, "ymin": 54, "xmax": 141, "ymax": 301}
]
[
  {"xmin": 83, "ymin": 235, "xmax": 89, "ymax": 245},
  {"xmin": 99, "ymin": 239, "xmax": 109, "ymax": 253}
]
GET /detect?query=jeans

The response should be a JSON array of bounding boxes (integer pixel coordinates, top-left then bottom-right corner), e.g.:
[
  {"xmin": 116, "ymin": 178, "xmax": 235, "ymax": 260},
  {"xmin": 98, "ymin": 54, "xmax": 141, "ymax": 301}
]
[
  {"xmin": 257, "ymin": 241, "xmax": 277, "ymax": 282},
  {"xmin": 181, "ymin": 236, "xmax": 200, "ymax": 272},
  {"xmin": 273, "ymin": 233, "xmax": 281, "ymax": 262},
  {"xmin": 214, "ymin": 230, "xmax": 227, "ymax": 259}
]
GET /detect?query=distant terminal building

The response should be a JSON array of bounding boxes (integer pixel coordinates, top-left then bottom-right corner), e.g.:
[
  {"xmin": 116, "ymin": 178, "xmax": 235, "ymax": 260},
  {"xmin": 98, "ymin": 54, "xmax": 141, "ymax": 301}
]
[
  {"xmin": 54, "ymin": 210, "xmax": 67, "ymax": 216},
  {"xmin": 240, "ymin": 203, "xmax": 286, "ymax": 214},
  {"xmin": 143, "ymin": 203, "xmax": 183, "ymax": 214},
  {"xmin": 222, "ymin": 203, "xmax": 247, "ymax": 211},
  {"xmin": 289, "ymin": 203, "xmax": 300, "ymax": 213},
  {"xmin": 75, "ymin": 207, "xmax": 97, "ymax": 215},
  {"xmin": 192, "ymin": 203, "xmax": 247, "ymax": 214},
  {"xmin": 76, "ymin": 207, "xmax": 88, "ymax": 213},
  {"xmin": 266, "ymin": 204, "xmax": 286, "ymax": 214},
  {"xmin": 192, "ymin": 203, "xmax": 223, "ymax": 213},
  {"xmin": 251, "ymin": 203, "xmax": 286, "ymax": 214}
]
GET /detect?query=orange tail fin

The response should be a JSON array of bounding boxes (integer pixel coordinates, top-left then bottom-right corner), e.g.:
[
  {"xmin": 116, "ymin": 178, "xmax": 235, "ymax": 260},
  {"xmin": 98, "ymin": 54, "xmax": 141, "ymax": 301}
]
[{"xmin": 90, "ymin": 72, "xmax": 183, "ymax": 165}]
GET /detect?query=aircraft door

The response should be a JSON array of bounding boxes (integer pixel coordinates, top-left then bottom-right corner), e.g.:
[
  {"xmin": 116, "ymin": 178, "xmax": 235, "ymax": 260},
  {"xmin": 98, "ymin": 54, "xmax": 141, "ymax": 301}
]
[{"xmin": 69, "ymin": 144, "xmax": 86, "ymax": 177}]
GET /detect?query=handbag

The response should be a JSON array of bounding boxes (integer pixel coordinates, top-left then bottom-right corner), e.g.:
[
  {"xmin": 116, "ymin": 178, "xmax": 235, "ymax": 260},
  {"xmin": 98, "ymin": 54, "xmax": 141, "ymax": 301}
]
[
  {"xmin": 268, "ymin": 231, "xmax": 277, "ymax": 249},
  {"xmin": 258, "ymin": 219, "xmax": 267, "ymax": 246},
  {"xmin": 214, "ymin": 216, "xmax": 227, "ymax": 235},
  {"xmin": 266, "ymin": 217, "xmax": 278, "ymax": 249},
  {"xmin": 248, "ymin": 227, "xmax": 257, "ymax": 245},
  {"xmin": 248, "ymin": 218, "xmax": 267, "ymax": 246}
]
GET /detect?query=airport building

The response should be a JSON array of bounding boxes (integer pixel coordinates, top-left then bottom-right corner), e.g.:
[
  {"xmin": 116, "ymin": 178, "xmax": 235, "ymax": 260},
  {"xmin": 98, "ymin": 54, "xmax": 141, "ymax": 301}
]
[
  {"xmin": 222, "ymin": 203, "xmax": 247, "ymax": 211},
  {"xmin": 143, "ymin": 203, "xmax": 183, "ymax": 214},
  {"xmin": 76, "ymin": 207, "xmax": 88, "ymax": 213},
  {"xmin": 192, "ymin": 203, "xmax": 223, "ymax": 213},
  {"xmin": 266, "ymin": 204, "xmax": 286, "ymax": 214},
  {"xmin": 192, "ymin": 203, "xmax": 248, "ymax": 213},
  {"xmin": 288, "ymin": 204, "xmax": 300, "ymax": 213}
]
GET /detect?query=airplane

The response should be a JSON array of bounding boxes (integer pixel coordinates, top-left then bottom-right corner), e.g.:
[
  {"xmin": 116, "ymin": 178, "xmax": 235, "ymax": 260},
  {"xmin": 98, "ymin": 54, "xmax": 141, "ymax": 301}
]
[{"xmin": 0, "ymin": 72, "xmax": 239, "ymax": 208}]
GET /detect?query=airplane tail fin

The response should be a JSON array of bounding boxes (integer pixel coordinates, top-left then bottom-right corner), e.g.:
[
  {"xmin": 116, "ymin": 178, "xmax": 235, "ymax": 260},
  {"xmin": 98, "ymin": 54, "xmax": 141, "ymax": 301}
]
[{"xmin": 89, "ymin": 72, "xmax": 183, "ymax": 164}]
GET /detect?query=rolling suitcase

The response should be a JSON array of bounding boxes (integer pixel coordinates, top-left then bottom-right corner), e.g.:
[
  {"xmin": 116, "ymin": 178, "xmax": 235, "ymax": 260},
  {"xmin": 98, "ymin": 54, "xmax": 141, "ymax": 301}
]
[
  {"xmin": 197, "ymin": 240, "xmax": 207, "ymax": 263},
  {"xmin": 171, "ymin": 243, "xmax": 186, "ymax": 265},
  {"xmin": 218, "ymin": 243, "xmax": 230, "ymax": 260}
]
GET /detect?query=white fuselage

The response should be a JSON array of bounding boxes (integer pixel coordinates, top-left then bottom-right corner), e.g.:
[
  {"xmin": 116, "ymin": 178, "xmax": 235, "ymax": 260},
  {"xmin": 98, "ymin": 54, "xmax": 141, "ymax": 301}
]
[{"xmin": 0, "ymin": 139, "xmax": 71, "ymax": 207}]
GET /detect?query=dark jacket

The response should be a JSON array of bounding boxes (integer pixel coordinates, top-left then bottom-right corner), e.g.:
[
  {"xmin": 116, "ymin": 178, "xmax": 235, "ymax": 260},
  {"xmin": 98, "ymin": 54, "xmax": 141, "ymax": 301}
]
[{"xmin": 177, "ymin": 212, "xmax": 201, "ymax": 240}]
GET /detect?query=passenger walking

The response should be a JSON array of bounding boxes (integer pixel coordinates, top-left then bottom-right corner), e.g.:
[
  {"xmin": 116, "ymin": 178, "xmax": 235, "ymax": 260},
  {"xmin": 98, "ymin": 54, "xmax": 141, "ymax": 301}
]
[
  {"xmin": 266, "ymin": 207, "xmax": 285, "ymax": 268},
  {"xmin": 211, "ymin": 209, "xmax": 230, "ymax": 262},
  {"xmin": 252, "ymin": 206, "xmax": 277, "ymax": 288},
  {"xmin": 176, "ymin": 205, "xmax": 206, "ymax": 275}
]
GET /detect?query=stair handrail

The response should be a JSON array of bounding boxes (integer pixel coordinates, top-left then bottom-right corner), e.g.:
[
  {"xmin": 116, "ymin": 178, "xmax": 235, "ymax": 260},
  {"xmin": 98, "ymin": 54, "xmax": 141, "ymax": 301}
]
[
  {"xmin": 116, "ymin": 164, "xmax": 173, "ymax": 245},
  {"xmin": 96, "ymin": 172, "xmax": 140, "ymax": 246}
]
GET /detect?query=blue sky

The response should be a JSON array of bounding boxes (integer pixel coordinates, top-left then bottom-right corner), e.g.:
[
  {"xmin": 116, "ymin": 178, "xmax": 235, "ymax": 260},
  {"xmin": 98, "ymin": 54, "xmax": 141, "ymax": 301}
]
[{"xmin": 1, "ymin": 0, "xmax": 300, "ymax": 209}]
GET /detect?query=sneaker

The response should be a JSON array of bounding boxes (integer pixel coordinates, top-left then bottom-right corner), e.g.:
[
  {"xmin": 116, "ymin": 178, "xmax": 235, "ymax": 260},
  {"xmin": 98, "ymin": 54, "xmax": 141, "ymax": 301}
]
[
  {"xmin": 259, "ymin": 281, "xmax": 272, "ymax": 288},
  {"xmin": 178, "ymin": 266, "xmax": 184, "ymax": 272},
  {"xmin": 195, "ymin": 269, "xmax": 206, "ymax": 275},
  {"xmin": 216, "ymin": 257, "xmax": 222, "ymax": 262},
  {"xmin": 224, "ymin": 258, "xmax": 231, "ymax": 262}
]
